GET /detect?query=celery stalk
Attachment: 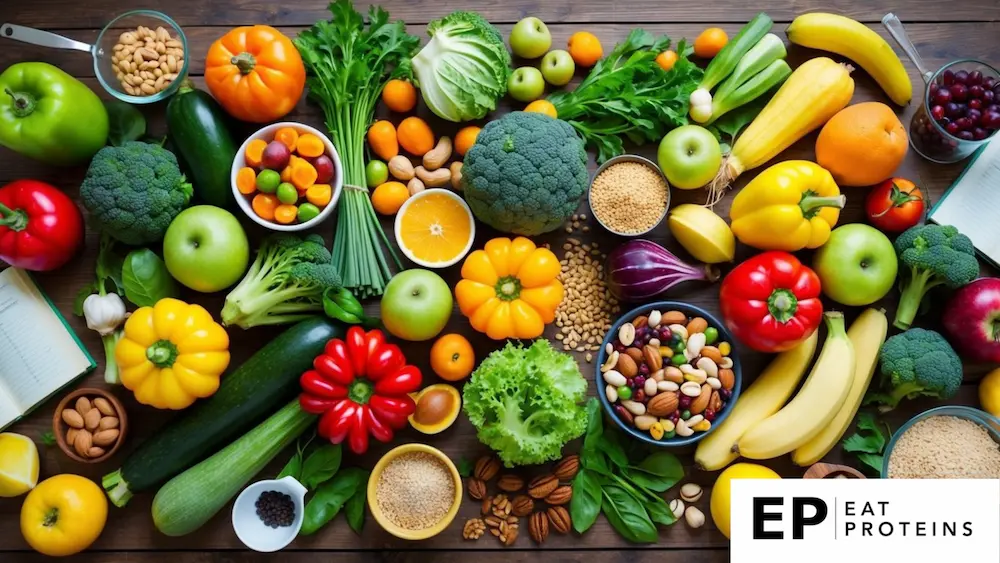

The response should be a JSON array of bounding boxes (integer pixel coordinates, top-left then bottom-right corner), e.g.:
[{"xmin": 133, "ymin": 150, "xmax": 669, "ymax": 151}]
[
  {"xmin": 708, "ymin": 59, "xmax": 791, "ymax": 124},
  {"xmin": 713, "ymin": 34, "xmax": 787, "ymax": 103}
]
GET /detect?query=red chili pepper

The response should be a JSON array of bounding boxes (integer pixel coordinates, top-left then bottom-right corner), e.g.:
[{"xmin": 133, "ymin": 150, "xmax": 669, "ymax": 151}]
[
  {"xmin": 719, "ymin": 251, "xmax": 824, "ymax": 353},
  {"xmin": 299, "ymin": 329, "xmax": 422, "ymax": 454},
  {"xmin": 0, "ymin": 179, "xmax": 83, "ymax": 271}
]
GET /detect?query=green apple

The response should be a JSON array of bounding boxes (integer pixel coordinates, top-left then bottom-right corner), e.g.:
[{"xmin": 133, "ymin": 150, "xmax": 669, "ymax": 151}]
[
  {"xmin": 380, "ymin": 269, "xmax": 453, "ymax": 341},
  {"xmin": 507, "ymin": 67, "xmax": 545, "ymax": 102},
  {"xmin": 163, "ymin": 205, "xmax": 249, "ymax": 293},
  {"xmin": 540, "ymin": 49, "xmax": 575, "ymax": 86},
  {"xmin": 813, "ymin": 224, "xmax": 898, "ymax": 306},
  {"xmin": 657, "ymin": 125, "xmax": 722, "ymax": 190},
  {"xmin": 509, "ymin": 17, "xmax": 551, "ymax": 59}
]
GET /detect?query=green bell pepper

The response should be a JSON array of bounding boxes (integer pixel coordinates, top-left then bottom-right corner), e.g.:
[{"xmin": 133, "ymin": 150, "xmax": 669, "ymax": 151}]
[{"xmin": 0, "ymin": 62, "xmax": 109, "ymax": 166}]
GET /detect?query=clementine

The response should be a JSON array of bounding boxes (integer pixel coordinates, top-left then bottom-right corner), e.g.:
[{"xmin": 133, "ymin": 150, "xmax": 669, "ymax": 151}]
[
  {"xmin": 815, "ymin": 102, "xmax": 908, "ymax": 187},
  {"xmin": 568, "ymin": 32, "xmax": 603, "ymax": 68}
]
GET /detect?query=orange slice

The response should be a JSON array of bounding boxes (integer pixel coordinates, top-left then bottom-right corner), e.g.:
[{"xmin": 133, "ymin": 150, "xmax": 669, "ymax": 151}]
[{"xmin": 395, "ymin": 189, "xmax": 475, "ymax": 268}]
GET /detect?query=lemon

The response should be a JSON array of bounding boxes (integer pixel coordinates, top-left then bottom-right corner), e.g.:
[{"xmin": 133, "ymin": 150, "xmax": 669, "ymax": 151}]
[
  {"xmin": 979, "ymin": 368, "xmax": 1000, "ymax": 417},
  {"xmin": 0, "ymin": 433, "xmax": 39, "ymax": 497},
  {"xmin": 710, "ymin": 462, "xmax": 780, "ymax": 538},
  {"xmin": 668, "ymin": 204, "xmax": 735, "ymax": 263}
]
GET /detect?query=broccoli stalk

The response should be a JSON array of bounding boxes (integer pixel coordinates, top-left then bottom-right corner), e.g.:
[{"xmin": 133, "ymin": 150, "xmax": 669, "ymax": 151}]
[{"xmin": 864, "ymin": 328, "xmax": 963, "ymax": 411}]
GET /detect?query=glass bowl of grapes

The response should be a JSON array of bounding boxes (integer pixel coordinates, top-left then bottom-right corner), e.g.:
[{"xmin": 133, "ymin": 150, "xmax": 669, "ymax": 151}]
[{"xmin": 910, "ymin": 59, "xmax": 1000, "ymax": 163}]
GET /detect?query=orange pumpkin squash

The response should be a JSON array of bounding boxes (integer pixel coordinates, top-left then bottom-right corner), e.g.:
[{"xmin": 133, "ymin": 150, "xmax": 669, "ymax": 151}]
[{"xmin": 205, "ymin": 26, "xmax": 305, "ymax": 123}]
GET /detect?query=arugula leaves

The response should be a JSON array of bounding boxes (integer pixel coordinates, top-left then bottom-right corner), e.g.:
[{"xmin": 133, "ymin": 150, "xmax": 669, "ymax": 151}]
[{"xmin": 842, "ymin": 412, "xmax": 892, "ymax": 474}]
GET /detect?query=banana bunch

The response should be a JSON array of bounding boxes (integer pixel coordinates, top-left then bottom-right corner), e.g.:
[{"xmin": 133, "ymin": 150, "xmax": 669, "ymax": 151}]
[{"xmin": 787, "ymin": 13, "xmax": 912, "ymax": 105}]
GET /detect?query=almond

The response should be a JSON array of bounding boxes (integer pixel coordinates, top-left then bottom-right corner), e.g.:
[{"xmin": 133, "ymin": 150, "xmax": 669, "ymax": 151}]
[
  {"xmin": 710, "ymin": 390, "xmax": 723, "ymax": 412},
  {"xmin": 93, "ymin": 397, "xmax": 116, "ymax": 416},
  {"xmin": 99, "ymin": 416, "xmax": 120, "ymax": 431},
  {"xmin": 700, "ymin": 346, "xmax": 723, "ymax": 364},
  {"xmin": 690, "ymin": 384, "xmax": 712, "ymax": 415},
  {"xmin": 624, "ymin": 347, "xmax": 644, "ymax": 364},
  {"xmin": 719, "ymin": 368, "xmax": 735, "ymax": 390},
  {"xmin": 545, "ymin": 485, "xmax": 573, "ymax": 505},
  {"xmin": 497, "ymin": 474, "xmax": 524, "ymax": 492},
  {"xmin": 61, "ymin": 409, "xmax": 84, "ymax": 429},
  {"xmin": 646, "ymin": 392, "xmax": 679, "ymax": 417},
  {"xmin": 615, "ymin": 353, "xmax": 638, "ymax": 378},
  {"xmin": 66, "ymin": 428, "xmax": 79, "ymax": 445},
  {"xmin": 84, "ymin": 408, "xmax": 102, "ymax": 431},
  {"xmin": 527, "ymin": 474, "xmax": 558, "ymax": 499},
  {"xmin": 661, "ymin": 310, "xmax": 687, "ymax": 325},
  {"xmin": 93, "ymin": 429, "xmax": 120, "ymax": 447},
  {"xmin": 662, "ymin": 366, "xmax": 684, "ymax": 384},
  {"xmin": 553, "ymin": 455, "xmax": 580, "ymax": 481},
  {"xmin": 631, "ymin": 315, "xmax": 648, "ymax": 328},
  {"xmin": 75, "ymin": 397, "xmax": 92, "ymax": 415},
  {"xmin": 686, "ymin": 317, "xmax": 708, "ymax": 334},
  {"xmin": 73, "ymin": 429, "xmax": 93, "ymax": 457},
  {"xmin": 642, "ymin": 344, "xmax": 663, "ymax": 372},
  {"xmin": 87, "ymin": 446, "xmax": 106, "ymax": 458}
]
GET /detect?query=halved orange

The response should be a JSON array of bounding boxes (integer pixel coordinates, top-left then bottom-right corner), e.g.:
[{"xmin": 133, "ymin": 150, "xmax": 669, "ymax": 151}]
[{"xmin": 394, "ymin": 189, "xmax": 475, "ymax": 268}]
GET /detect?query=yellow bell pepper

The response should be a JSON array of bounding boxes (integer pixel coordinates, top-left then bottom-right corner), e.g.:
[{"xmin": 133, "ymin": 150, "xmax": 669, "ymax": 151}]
[
  {"xmin": 455, "ymin": 237, "xmax": 564, "ymax": 340},
  {"xmin": 115, "ymin": 298, "xmax": 230, "ymax": 410},
  {"xmin": 729, "ymin": 160, "xmax": 845, "ymax": 251}
]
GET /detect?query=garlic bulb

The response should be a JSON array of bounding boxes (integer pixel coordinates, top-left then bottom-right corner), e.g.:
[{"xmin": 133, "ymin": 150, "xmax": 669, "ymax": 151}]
[{"xmin": 83, "ymin": 293, "xmax": 127, "ymax": 336}]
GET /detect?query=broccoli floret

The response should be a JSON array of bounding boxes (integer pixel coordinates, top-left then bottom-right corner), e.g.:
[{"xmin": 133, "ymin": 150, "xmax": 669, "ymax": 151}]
[
  {"xmin": 892, "ymin": 224, "xmax": 979, "ymax": 330},
  {"xmin": 221, "ymin": 234, "xmax": 342, "ymax": 329},
  {"xmin": 865, "ymin": 328, "xmax": 963, "ymax": 411},
  {"xmin": 80, "ymin": 142, "xmax": 193, "ymax": 245},
  {"xmin": 461, "ymin": 112, "xmax": 588, "ymax": 236}
]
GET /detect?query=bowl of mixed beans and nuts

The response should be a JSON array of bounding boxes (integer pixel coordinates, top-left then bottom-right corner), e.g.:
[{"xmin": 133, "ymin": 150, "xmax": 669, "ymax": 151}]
[{"xmin": 595, "ymin": 302, "xmax": 742, "ymax": 446}]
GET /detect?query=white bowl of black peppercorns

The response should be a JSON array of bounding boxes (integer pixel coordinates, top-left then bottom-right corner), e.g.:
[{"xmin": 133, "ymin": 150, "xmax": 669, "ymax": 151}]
[{"xmin": 232, "ymin": 476, "xmax": 307, "ymax": 552}]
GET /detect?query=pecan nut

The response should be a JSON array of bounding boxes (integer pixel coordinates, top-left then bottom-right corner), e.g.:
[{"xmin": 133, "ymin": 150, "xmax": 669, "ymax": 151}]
[
  {"xmin": 547, "ymin": 506, "xmax": 572, "ymax": 534},
  {"xmin": 529, "ymin": 511, "xmax": 549, "ymax": 544},
  {"xmin": 545, "ymin": 485, "xmax": 573, "ymax": 505},
  {"xmin": 511, "ymin": 494, "xmax": 534, "ymax": 517},
  {"xmin": 474, "ymin": 455, "xmax": 502, "ymax": 482},
  {"xmin": 527, "ymin": 473, "xmax": 559, "ymax": 499},
  {"xmin": 553, "ymin": 454, "xmax": 580, "ymax": 481},
  {"xmin": 497, "ymin": 474, "xmax": 524, "ymax": 492},
  {"xmin": 468, "ymin": 478, "xmax": 487, "ymax": 500},
  {"xmin": 481, "ymin": 496, "xmax": 492, "ymax": 516}
]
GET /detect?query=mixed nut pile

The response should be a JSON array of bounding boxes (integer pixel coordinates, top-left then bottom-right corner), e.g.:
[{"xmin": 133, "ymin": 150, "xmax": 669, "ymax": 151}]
[
  {"xmin": 111, "ymin": 25, "xmax": 185, "ymax": 97},
  {"xmin": 601, "ymin": 308, "xmax": 736, "ymax": 440},
  {"xmin": 59, "ymin": 396, "xmax": 121, "ymax": 459},
  {"xmin": 462, "ymin": 454, "xmax": 578, "ymax": 545}
]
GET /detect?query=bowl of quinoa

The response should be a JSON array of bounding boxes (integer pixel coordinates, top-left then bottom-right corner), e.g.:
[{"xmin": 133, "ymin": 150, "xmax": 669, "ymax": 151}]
[
  {"xmin": 883, "ymin": 406, "xmax": 1000, "ymax": 478},
  {"xmin": 368, "ymin": 443, "xmax": 462, "ymax": 540},
  {"xmin": 588, "ymin": 154, "xmax": 671, "ymax": 236}
]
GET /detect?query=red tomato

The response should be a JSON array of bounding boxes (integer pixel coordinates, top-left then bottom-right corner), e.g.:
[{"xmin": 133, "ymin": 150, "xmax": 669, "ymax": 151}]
[{"xmin": 865, "ymin": 178, "xmax": 924, "ymax": 233}]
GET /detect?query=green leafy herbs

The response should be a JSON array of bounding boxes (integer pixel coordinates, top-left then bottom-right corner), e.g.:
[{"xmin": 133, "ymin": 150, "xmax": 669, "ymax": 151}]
[
  {"xmin": 276, "ymin": 433, "xmax": 316, "ymax": 481},
  {"xmin": 547, "ymin": 31, "xmax": 702, "ymax": 164},
  {"xmin": 121, "ymin": 248, "xmax": 179, "ymax": 307},
  {"xmin": 570, "ymin": 399, "xmax": 682, "ymax": 542},
  {"xmin": 39, "ymin": 431, "xmax": 56, "ymax": 447},
  {"xmin": 282, "ymin": 436, "xmax": 367, "ymax": 536},
  {"xmin": 344, "ymin": 483, "xmax": 367, "ymax": 533},
  {"xmin": 842, "ymin": 412, "xmax": 891, "ymax": 474},
  {"xmin": 456, "ymin": 457, "xmax": 474, "ymax": 478},
  {"xmin": 104, "ymin": 100, "xmax": 146, "ymax": 147},
  {"xmin": 301, "ymin": 467, "xmax": 368, "ymax": 536},
  {"xmin": 295, "ymin": 0, "xmax": 417, "ymax": 297},
  {"xmin": 300, "ymin": 444, "xmax": 343, "ymax": 490}
]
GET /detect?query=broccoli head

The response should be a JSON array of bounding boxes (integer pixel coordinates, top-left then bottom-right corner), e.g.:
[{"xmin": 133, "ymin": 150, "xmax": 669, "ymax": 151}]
[
  {"xmin": 865, "ymin": 328, "xmax": 963, "ymax": 411},
  {"xmin": 80, "ymin": 141, "xmax": 193, "ymax": 245},
  {"xmin": 221, "ymin": 234, "xmax": 342, "ymax": 329},
  {"xmin": 461, "ymin": 112, "xmax": 588, "ymax": 236},
  {"xmin": 893, "ymin": 224, "xmax": 978, "ymax": 330}
]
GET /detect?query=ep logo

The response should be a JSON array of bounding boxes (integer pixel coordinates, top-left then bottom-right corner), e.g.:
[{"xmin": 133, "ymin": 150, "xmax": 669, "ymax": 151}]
[{"xmin": 752, "ymin": 497, "xmax": 827, "ymax": 540}]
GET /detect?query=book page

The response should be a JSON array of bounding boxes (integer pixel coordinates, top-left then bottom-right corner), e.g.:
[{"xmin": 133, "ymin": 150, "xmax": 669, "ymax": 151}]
[
  {"xmin": 930, "ymin": 139, "xmax": 1000, "ymax": 262},
  {"xmin": 0, "ymin": 390, "xmax": 22, "ymax": 430},
  {"xmin": 0, "ymin": 268, "xmax": 92, "ymax": 414}
]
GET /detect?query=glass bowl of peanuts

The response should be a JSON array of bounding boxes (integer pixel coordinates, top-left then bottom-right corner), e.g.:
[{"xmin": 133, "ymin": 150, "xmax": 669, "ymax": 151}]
[{"xmin": 96, "ymin": 10, "xmax": 188, "ymax": 103}]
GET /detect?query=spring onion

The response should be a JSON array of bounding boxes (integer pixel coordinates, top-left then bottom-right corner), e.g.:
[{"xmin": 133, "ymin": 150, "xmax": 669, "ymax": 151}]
[
  {"xmin": 710, "ymin": 34, "xmax": 787, "ymax": 108},
  {"xmin": 709, "ymin": 59, "xmax": 791, "ymax": 124}
]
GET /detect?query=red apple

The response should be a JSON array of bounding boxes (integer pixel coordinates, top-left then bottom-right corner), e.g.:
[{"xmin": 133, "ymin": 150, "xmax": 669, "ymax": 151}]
[
  {"xmin": 261, "ymin": 141, "xmax": 290, "ymax": 170},
  {"xmin": 943, "ymin": 277, "xmax": 1000, "ymax": 362},
  {"xmin": 311, "ymin": 154, "xmax": 335, "ymax": 184}
]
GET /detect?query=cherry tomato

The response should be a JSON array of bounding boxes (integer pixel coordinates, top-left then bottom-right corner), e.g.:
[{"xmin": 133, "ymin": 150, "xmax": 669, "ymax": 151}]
[{"xmin": 865, "ymin": 178, "xmax": 925, "ymax": 233}]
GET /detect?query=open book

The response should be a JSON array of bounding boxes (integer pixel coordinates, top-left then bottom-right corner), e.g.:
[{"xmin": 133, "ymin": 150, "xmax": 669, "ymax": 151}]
[
  {"xmin": 929, "ymin": 138, "xmax": 1000, "ymax": 267},
  {"xmin": 0, "ymin": 268, "xmax": 95, "ymax": 430}
]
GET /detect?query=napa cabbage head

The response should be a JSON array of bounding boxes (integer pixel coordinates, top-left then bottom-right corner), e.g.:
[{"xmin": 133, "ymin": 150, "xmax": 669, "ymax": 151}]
[
  {"xmin": 411, "ymin": 11, "xmax": 511, "ymax": 122},
  {"xmin": 462, "ymin": 339, "xmax": 588, "ymax": 467}
]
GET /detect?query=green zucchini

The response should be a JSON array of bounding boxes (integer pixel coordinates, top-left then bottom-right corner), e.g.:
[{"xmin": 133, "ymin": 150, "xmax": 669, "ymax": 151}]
[
  {"xmin": 152, "ymin": 400, "xmax": 314, "ymax": 536},
  {"xmin": 166, "ymin": 82, "xmax": 237, "ymax": 208},
  {"xmin": 102, "ymin": 317, "xmax": 343, "ymax": 507}
]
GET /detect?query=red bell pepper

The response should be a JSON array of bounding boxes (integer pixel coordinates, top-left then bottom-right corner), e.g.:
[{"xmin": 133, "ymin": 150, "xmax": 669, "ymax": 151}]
[
  {"xmin": 299, "ymin": 326, "xmax": 421, "ymax": 454},
  {"xmin": 719, "ymin": 251, "xmax": 823, "ymax": 353},
  {"xmin": 0, "ymin": 179, "xmax": 83, "ymax": 271}
]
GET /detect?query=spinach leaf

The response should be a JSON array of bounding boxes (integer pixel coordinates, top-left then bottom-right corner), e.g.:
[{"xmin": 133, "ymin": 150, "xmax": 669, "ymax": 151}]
[
  {"xmin": 122, "ymin": 249, "xmax": 179, "ymax": 307},
  {"xmin": 456, "ymin": 457, "xmax": 474, "ymax": 478},
  {"xmin": 345, "ymin": 480, "xmax": 368, "ymax": 534},
  {"xmin": 277, "ymin": 433, "xmax": 315, "ymax": 480},
  {"xmin": 104, "ymin": 100, "xmax": 146, "ymax": 146},
  {"xmin": 581, "ymin": 398, "xmax": 603, "ymax": 455},
  {"xmin": 643, "ymin": 495, "xmax": 677, "ymax": 526},
  {"xmin": 598, "ymin": 427, "xmax": 629, "ymax": 468},
  {"xmin": 601, "ymin": 484, "xmax": 658, "ymax": 543},
  {"xmin": 301, "ymin": 467, "xmax": 367, "ymax": 535},
  {"xmin": 570, "ymin": 468, "xmax": 602, "ymax": 533},
  {"xmin": 39, "ymin": 431, "xmax": 56, "ymax": 447},
  {"xmin": 300, "ymin": 444, "xmax": 343, "ymax": 490},
  {"xmin": 72, "ymin": 283, "xmax": 98, "ymax": 316},
  {"xmin": 627, "ymin": 452, "xmax": 685, "ymax": 492}
]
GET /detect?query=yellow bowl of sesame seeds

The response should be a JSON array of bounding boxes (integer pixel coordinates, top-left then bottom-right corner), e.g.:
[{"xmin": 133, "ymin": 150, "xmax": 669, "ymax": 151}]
[{"xmin": 368, "ymin": 443, "xmax": 463, "ymax": 540}]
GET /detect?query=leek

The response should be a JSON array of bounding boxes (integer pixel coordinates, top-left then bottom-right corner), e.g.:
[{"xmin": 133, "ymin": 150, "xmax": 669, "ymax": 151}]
[
  {"xmin": 690, "ymin": 12, "xmax": 773, "ymax": 123},
  {"xmin": 709, "ymin": 60, "xmax": 791, "ymax": 124},
  {"xmin": 712, "ymin": 34, "xmax": 787, "ymax": 104}
]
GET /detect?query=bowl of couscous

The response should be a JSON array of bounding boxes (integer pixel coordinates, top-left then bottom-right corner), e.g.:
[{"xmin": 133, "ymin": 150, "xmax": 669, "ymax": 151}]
[
  {"xmin": 882, "ymin": 405, "xmax": 1000, "ymax": 478},
  {"xmin": 367, "ymin": 443, "xmax": 462, "ymax": 540}
]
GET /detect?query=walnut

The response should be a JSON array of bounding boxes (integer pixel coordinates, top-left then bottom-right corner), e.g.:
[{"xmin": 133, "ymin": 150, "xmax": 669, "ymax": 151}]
[{"xmin": 462, "ymin": 518, "xmax": 486, "ymax": 540}]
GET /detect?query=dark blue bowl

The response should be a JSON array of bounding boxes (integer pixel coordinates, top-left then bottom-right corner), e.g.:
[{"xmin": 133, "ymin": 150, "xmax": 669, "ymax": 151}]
[{"xmin": 595, "ymin": 301, "xmax": 743, "ymax": 447}]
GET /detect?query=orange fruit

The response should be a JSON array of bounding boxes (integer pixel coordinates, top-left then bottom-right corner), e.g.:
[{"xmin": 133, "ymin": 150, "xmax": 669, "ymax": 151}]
[
  {"xmin": 430, "ymin": 334, "xmax": 475, "ymax": 381},
  {"xmin": 656, "ymin": 50, "xmax": 678, "ymax": 71},
  {"xmin": 395, "ymin": 190, "xmax": 474, "ymax": 268},
  {"xmin": 454, "ymin": 126, "xmax": 482, "ymax": 156},
  {"xmin": 568, "ymin": 32, "xmax": 603, "ymax": 68},
  {"xmin": 371, "ymin": 181, "xmax": 410, "ymax": 215},
  {"xmin": 694, "ymin": 27, "xmax": 729, "ymax": 58},
  {"xmin": 382, "ymin": 79, "xmax": 418, "ymax": 113},
  {"xmin": 815, "ymin": 102, "xmax": 908, "ymax": 187},
  {"xmin": 524, "ymin": 99, "xmax": 557, "ymax": 118}
]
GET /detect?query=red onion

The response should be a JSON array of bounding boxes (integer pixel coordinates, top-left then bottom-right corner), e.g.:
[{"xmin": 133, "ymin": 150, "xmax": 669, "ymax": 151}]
[{"xmin": 606, "ymin": 239, "xmax": 719, "ymax": 301}]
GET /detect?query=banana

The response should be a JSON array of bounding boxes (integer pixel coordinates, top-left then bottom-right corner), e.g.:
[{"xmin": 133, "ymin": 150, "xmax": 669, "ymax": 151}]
[
  {"xmin": 786, "ymin": 13, "xmax": 912, "ymax": 106},
  {"xmin": 792, "ymin": 308, "xmax": 888, "ymax": 466},
  {"xmin": 736, "ymin": 312, "xmax": 855, "ymax": 460},
  {"xmin": 694, "ymin": 330, "xmax": 818, "ymax": 471}
]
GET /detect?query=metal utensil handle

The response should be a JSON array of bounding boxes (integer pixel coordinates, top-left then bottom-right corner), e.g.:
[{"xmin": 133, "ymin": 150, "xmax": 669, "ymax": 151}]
[
  {"xmin": 881, "ymin": 13, "xmax": 933, "ymax": 83},
  {"xmin": 0, "ymin": 23, "xmax": 92, "ymax": 53}
]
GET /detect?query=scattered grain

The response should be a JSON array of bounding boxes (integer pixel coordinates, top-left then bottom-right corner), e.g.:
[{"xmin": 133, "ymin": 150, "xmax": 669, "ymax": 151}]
[
  {"xmin": 887, "ymin": 415, "xmax": 1000, "ymax": 478},
  {"xmin": 376, "ymin": 451, "xmax": 456, "ymax": 530},
  {"xmin": 590, "ymin": 161, "xmax": 668, "ymax": 234}
]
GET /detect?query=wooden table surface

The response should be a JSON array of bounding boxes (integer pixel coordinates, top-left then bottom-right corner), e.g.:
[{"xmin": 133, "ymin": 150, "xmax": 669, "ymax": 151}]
[{"xmin": 1, "ymin": 0, "xmax": 998, "ymax": 560}]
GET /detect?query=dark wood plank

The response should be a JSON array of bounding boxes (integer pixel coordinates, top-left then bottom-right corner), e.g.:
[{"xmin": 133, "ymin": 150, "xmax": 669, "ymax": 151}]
[{"xmin": 9, "ymin": 550, "xmax": 731, "ymax": 562}]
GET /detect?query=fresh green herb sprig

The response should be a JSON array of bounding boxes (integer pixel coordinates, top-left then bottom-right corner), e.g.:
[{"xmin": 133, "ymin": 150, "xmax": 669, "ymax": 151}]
[
  {"xmin": 841, "ymin": 412, "xmax": 891, "ymax": 474},
  {"xmin": 277, "ymin": 436, "xmax": 369, "ymax": 535},
  {"xmin": 547, "ymin": 31, "xmax": 703, "ymax": 164},
  {"xmin": 571, "ymin": 400, "xmax": 685, "ymax": 542}
]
